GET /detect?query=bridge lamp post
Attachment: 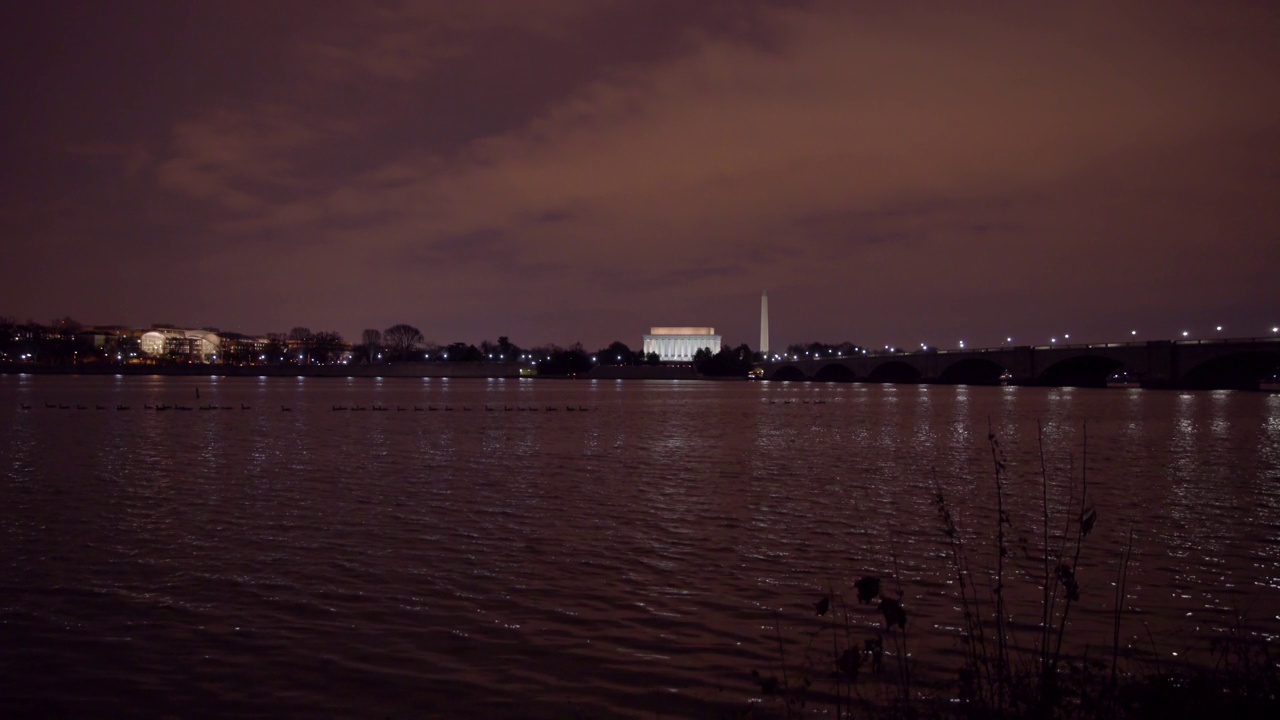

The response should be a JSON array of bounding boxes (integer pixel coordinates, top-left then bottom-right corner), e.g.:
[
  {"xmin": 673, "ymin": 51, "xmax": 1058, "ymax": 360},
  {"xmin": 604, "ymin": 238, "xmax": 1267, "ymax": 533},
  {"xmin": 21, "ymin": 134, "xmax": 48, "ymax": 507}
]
[
  {"xmin": 1051, "ymin": 338, "xmax": 1057, "ymax": 344},
  {"xmin": 1216, "ymin": 326, "xmax": 1223, "ymax": 333},
  {"xmin": 959, "ymin": 340, "xmax": 965, "ymax": 349},
  {"xmin": 1273, "ymin": 327, "xmax": 1278, "ymax": 335},
  {"xmin": 1181, "ymin": 331, "xmax": 1189, "ymax": 338}
]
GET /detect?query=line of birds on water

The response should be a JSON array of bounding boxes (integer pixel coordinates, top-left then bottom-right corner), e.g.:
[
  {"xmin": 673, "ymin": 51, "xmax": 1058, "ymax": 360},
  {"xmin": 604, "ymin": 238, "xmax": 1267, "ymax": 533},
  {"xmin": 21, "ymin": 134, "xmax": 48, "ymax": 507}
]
[
  {"xmin": 19, "ymin": 398, "xmax": 829, "ymax": 411},
  {"xmin": 330, "ymin": 404, "xmax": 593, "ymax": 412},
  {"xmin": 19, "ymin": 402, "xmax": 595, "ymax": 412},
  {"xmin": 22, "ymin": 401, "xmax": 254, "ymax": 411}
]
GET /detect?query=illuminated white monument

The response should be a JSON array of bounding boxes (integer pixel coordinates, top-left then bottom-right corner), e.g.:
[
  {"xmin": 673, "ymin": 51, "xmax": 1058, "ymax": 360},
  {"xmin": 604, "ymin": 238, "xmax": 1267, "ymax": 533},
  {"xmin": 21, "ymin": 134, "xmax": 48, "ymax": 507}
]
[
  {"xmin": 760, "ymin": 291, "xmax": 769, "ymax": 354},
  {"xmin": 642, "ymin": 327, "xmax": 722, "ymax": 362}
]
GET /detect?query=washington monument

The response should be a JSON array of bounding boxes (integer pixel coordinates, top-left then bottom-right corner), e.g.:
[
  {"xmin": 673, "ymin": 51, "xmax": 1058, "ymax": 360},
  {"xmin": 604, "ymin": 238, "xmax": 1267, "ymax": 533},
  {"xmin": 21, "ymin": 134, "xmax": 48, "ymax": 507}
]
[{"xmin": 760, "ymin": 291, "xmax": 770, "ymax": 354}]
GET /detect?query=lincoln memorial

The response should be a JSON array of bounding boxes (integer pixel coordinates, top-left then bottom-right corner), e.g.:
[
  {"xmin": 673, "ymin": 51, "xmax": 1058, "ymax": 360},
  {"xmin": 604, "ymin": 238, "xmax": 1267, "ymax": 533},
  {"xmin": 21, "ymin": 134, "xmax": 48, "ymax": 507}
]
[{"xmin": 642, "ymin": 327, "xmax": 722, "ymax": 362}]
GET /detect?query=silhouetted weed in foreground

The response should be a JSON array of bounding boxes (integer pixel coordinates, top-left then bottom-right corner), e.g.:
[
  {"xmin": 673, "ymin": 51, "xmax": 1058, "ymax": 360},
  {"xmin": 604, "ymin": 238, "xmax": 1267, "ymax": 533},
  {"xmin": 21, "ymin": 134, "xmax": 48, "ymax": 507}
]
[
  {"xmin": 752, "ymin": 423, "xmax": 1278, "ymax": 719},
  {"xmin": 749, "ymin": 573, "xmax": 911, "ymax": 719}
]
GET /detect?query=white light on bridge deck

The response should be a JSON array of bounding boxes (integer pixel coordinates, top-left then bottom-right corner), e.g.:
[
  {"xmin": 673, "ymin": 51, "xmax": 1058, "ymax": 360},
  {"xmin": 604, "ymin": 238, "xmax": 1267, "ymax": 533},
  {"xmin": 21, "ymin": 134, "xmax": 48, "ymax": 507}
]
[
  {"xmin": 1182, "ymin": 331, "xmax": 1189, "ymax": 337},
  {"xmin": 1216, "ymin": 326, "xmax": 1223, "ymax": 332}
]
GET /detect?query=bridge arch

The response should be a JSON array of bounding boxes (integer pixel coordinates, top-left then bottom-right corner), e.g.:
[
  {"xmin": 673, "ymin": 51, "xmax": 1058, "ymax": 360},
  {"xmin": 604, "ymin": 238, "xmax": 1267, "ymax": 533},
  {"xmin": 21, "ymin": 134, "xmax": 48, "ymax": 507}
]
[
  {"xmin": 813, "ymin": 363, "xmax": 857, "ymax": 382},
  {"xmin": 769, "ymin": 365, "xmax": 807, "ymax": 382},
  {"xmin": 1037, "ymin": 354, "xmax": 1124, "ymax": 387},
  {"xmin": 938, "ymin": 357, "xmax": 1006, "ymax": 385},
  {"xmin": 1178, "ymin": 350, "xmax": 1280, "ymax": 390},
  {"xmin": 867, "ymin": 360, "xmax": 922, "ymax": 384}
]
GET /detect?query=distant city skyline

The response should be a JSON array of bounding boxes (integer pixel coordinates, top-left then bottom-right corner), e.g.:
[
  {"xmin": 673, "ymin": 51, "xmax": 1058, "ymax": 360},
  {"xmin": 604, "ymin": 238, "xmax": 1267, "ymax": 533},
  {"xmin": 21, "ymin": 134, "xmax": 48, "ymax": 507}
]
[
  {"xmin": 5, "ymin": 308, "xmax": 1277, "ymax": 358},
  {"xmin": 2, "ymin": 2, "xmax": 1277, "ymax": 350}
]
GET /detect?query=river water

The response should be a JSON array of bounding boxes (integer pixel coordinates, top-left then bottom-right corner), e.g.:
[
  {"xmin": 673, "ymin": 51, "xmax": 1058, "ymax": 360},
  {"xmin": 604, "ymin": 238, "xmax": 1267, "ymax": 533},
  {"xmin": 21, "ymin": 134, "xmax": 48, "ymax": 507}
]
[{"xmin": 1, "ymin": 375, "xmax": 1277, "ymax": 718}]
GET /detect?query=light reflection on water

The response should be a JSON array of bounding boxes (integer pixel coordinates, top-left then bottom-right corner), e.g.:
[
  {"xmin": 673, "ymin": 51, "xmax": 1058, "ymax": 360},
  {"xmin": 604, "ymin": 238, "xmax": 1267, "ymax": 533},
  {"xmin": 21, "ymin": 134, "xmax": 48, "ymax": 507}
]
[{"xmin": 1, "ymin": 375, "xmax": 1278, "ymax": 717}]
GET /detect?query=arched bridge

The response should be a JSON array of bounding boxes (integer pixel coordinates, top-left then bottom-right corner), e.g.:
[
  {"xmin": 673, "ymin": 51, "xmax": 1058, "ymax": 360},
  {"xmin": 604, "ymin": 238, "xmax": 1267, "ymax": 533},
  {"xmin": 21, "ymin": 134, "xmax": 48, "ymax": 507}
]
[{"xmin": 756, "ymin": 338, "xmax": 1280, "ymax": 390}]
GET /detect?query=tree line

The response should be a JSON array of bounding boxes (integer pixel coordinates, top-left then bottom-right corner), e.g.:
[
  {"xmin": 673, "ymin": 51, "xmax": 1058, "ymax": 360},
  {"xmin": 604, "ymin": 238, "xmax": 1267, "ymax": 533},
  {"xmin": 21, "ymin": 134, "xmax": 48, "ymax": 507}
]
[{"xmin": 3, "ymin": 315, "xmax": 861, "ymax": 377}]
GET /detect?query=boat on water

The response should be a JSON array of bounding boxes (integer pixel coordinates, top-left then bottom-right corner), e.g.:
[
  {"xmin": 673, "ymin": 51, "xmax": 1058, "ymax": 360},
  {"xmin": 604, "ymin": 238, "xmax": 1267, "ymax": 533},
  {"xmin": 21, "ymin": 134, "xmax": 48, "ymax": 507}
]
[{"xmin": 1106, "ymin": 370, "xmax": 1140, "ymax": 388}]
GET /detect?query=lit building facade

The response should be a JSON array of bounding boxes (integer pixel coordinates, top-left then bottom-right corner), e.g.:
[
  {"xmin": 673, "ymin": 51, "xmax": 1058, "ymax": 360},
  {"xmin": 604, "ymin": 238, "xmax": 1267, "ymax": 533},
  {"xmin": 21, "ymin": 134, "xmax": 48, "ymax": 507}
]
[
  {"xmin": 140, "ymin": 328, "xmax": 221, "ymax": 362},
  {"xmin": 642, "ymin": 327, "xmax": 722, "ymax": 362}
]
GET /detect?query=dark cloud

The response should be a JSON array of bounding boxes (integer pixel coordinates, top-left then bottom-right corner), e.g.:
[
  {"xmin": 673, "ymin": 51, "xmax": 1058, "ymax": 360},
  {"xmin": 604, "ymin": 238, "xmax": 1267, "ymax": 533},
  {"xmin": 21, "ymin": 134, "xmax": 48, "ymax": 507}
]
[{"xmin": 2, "ymin": 0, "xmax": 1278, "ymax": 349}]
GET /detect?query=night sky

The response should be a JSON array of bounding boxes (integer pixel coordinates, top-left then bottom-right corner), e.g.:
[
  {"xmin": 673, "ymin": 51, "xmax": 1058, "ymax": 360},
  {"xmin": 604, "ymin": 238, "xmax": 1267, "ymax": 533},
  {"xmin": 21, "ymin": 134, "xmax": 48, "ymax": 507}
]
[{"xmin": 3, "ymin": 1, "xmax": 1278, "ymax": 351}]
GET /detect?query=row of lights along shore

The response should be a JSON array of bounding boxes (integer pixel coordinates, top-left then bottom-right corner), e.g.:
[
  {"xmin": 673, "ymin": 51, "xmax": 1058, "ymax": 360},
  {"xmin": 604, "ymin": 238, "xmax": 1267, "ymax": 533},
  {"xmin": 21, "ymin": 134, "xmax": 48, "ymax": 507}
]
[
  {"xmin": 967, "ymin": 325, "xmax": 1279, "ymax": 351},
  {"xmin": 763, "ymin": 325, "xmax": 1279, "ymax": 362}
]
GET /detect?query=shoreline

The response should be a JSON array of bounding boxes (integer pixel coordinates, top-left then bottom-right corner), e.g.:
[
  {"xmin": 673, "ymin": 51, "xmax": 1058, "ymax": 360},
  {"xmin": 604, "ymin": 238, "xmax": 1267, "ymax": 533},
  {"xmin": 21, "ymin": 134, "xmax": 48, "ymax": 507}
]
[{"xmin": 0, "ymin": 361, "xmax": 715, "ymax": 381}]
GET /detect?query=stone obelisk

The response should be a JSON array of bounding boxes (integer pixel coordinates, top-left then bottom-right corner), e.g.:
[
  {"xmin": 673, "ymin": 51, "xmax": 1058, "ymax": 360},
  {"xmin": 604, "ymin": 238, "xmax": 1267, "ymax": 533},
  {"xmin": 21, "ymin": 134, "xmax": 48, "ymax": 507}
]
[{"xmin": 759, "ymin": 291, "xmax": 770, "ymax": 355}]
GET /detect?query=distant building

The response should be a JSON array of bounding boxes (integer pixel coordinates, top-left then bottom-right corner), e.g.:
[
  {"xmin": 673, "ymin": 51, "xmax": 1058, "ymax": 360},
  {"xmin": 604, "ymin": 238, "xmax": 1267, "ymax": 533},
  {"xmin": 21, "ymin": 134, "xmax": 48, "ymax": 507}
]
[
  {"xmin": 140, "ymin": 328, "xmax": 221, "ymax": 362},
  {"xmin": 642, "ymin": 327, "xmax": 722, "ymax": 362}
]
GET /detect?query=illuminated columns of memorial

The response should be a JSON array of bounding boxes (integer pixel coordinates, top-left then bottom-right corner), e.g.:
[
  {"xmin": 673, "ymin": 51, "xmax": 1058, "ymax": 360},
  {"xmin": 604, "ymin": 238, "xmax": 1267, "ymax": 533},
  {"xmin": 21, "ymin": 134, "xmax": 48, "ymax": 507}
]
[{"xmin": 641, "ymin": 327, "xmax": 722, "ymax": 362}]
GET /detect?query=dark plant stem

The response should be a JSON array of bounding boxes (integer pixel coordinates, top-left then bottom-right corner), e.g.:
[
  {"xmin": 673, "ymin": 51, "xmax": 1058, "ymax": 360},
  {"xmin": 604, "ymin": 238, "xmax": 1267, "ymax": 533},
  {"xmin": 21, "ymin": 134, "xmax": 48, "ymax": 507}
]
[
  {"xmin": 988, "ymin": 418, "xmax": 1008, "ymax": 714},
  {"xmin": 891, "ymin": 549, "xmax": 911, "ymax": 711},
  {"xmin": 774, "ymin": 610, "xmax": 790, "ymax": 708},
  {"xmin": 934, "ymin": 471, "xmax": 991, "ymax": 707},
  {"xmin": 1112, "ymin": 525, "xmax": 1135, "ymax": 686},
  {"xmin": 1050, "ymin": 421, "xmax": 1090, "ymax": 676},
  {"xmin": 828, "ymin": 583, "xmax": 842, "ymax": 719},
  {"xmin": 1039, "ymin": 420, "xmax": 1052, "ymax": 687}
]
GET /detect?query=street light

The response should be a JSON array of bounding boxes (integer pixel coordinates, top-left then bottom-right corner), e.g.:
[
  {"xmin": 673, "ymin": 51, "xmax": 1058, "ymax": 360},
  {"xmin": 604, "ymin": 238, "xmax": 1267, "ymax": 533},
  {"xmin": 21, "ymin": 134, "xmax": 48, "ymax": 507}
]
[{"xmin": 1181, "ymin": 331, "xmax": 1189, "ymax": 338}]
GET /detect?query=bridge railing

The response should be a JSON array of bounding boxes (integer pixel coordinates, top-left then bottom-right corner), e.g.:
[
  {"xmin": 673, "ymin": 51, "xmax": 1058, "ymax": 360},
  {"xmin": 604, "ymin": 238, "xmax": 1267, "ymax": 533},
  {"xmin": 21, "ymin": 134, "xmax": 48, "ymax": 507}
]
[
  {"xmin": 759, "ymin": 336, "xmax": 1279, "ymax": 363},
  {"xmin": 1027, "ymin": 337, "xmax": 1280, "ymax": 351}
]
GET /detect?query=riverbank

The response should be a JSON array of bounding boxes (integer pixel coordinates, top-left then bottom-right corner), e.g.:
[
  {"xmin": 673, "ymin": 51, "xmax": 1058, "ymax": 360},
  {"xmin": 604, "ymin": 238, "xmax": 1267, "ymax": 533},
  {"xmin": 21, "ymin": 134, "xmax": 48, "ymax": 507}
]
[
  {"xmin": 0, "ymin": 361, "xmax": 525, "ymax": 378},
  {"xmin": 0, "ymin": 361, "xmax": 715, "ymax": 380}
]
